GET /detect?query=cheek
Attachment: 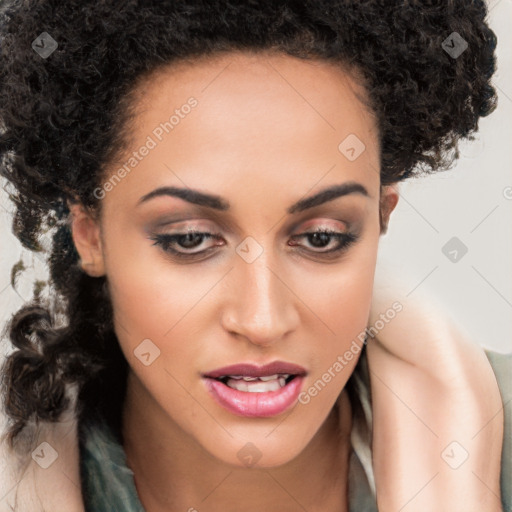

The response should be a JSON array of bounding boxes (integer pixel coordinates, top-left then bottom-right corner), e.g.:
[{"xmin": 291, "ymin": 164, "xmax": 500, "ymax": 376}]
[
  {"xmin": 293, "ymin": 252, "xmax": 377, "ymax": 412},
  {"xmin": 105, "ymin": 266, "xmax": 206, "ymax": 377},
  {"xmin": 101, "ymin": 218, "xmax": 207, "ymax": 339},
  {"xmin": 104, "ymin": 263, "xmax": 207, "ymax": 422},
  {"xmin": 296, "ymin": 237, "xmax": 379, "ymax": 342}
]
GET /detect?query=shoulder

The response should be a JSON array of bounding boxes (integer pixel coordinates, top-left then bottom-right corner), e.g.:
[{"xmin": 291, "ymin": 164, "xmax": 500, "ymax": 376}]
[
  {"xmin": 349, "ymin": 347, "xmax": 512, "ymax": 512},
  {"xmin": 483, "ymin": 349, "xmax": 512, "ymax": 512}
]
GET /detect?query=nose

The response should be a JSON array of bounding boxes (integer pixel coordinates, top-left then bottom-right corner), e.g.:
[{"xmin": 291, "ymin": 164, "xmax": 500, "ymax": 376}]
[{"xmin": 220, "ymin": 251, "xmax": 300, "ymax": 348}]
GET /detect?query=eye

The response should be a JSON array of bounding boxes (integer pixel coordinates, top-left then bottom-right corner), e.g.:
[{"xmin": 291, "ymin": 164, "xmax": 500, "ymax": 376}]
[
  {"xmin": 289, "ymin": 228, "xmax": 358, "ymax": 255},
  {"xmin": 149, "ymin": 231, "xmax": 224, "ymax": 259}
]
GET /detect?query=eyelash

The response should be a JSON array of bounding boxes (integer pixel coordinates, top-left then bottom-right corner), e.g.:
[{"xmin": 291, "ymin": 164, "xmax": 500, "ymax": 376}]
[{"xmin": 148, "ymin": 228, "xmax": 358, "ymax": 260}]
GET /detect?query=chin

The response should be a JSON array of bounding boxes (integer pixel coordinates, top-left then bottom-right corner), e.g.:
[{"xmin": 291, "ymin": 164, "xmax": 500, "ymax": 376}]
[{"xmin": 202, "ymin": 429, "xmax": 312, "ymax": 469}]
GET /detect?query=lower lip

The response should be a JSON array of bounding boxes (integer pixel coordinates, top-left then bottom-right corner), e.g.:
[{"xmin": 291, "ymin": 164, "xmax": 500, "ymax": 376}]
[{"xmin": 203, "ymin": 376, "xmax": 305, "ymax": 418}]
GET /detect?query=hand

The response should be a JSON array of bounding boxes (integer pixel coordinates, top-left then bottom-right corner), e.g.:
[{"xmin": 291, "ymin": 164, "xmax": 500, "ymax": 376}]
[{"xmin": 366, "ymin": 273, "xmax": 504, "ymax": 512}]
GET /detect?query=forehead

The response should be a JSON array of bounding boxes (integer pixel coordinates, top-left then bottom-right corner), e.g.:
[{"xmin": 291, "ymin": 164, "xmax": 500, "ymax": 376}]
[{"xmin": 102, "ymin": 51, "xmax": 381, "ymax": 211}]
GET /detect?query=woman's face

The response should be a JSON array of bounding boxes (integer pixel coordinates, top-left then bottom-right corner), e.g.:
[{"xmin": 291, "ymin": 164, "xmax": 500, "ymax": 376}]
[{"xmin": 72, "ymin": 51, "xmax": 398, "ymax": 466}]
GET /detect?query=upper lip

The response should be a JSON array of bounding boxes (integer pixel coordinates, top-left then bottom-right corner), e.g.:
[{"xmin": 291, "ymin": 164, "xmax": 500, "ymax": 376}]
[{"xmin": 202, "ymin": 361, "xmax": 307, "ymax": 379}]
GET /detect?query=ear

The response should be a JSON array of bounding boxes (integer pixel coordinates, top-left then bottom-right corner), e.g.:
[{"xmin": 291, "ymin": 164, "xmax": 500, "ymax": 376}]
[
  {"xmin": 67, "ymin": 200, "xmax": 105, "ymax": 277},
  {"xmin": 379, "ymin": 184, "xmax": 399, "ymax": 235}
]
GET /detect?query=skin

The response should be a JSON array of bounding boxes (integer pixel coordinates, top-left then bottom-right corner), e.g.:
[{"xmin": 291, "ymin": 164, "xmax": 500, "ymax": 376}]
[
  {"xmin": 69, "ymin": 51, "xmax": 504, "ymax": 511},
  {"xmin": 367, "ymin": 285, "xmax": 504, "ymax": 511}
]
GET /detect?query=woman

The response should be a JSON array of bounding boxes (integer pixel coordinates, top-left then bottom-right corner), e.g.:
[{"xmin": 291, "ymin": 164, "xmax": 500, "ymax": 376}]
[{"xmin": 0, "ymin": 1, "xmax": 509, "ymax": 511}]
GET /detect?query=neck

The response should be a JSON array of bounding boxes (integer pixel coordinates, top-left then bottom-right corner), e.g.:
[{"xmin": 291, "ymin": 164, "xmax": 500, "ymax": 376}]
[{"xmin": 122, "ymin": 371, "xmax": 353, "ymax": 512}]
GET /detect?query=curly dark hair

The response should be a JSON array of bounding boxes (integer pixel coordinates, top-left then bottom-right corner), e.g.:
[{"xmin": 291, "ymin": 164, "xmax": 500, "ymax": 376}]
[{"xmin": 0, "ymin": 0, "xmax": 498, "ymax": 455}]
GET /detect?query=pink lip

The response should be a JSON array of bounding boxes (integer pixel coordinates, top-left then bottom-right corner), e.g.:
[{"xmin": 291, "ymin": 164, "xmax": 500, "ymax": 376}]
[
  {"xmin": 202, "ymin": 361, "xmax": 307, "ymax": 379},
  {"xmin": 204, "ymin": 375, "xmax": 305, "ymax": 418},
  {"xmin": 202, "ymin": 361, "xmax": 307, "ymax": 418}
]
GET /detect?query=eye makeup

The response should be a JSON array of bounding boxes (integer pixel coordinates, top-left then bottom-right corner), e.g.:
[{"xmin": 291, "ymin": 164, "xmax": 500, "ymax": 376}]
[{"xmin": 147, "ymin": 224, "xmax": 360, "ymax": 262}]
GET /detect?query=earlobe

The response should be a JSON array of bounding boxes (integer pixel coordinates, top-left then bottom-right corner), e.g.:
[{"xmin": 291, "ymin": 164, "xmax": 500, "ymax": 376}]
[
  {"xmin": 67, "ymin": 200, "xmax": 105, "ymax": 277},
  {"xmin": 379, "ymin": 184, "xmax": 399, "ymax": 235}
]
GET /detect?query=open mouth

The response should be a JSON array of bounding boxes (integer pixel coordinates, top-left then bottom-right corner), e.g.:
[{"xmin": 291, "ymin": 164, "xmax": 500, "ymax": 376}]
[
  {"xmin": 202, "ymin": 363, "xmax": 306, "ymax": 418},
  {"xmin": 214, "ymin": 373, "xmax": 297, "ymax": 393}
]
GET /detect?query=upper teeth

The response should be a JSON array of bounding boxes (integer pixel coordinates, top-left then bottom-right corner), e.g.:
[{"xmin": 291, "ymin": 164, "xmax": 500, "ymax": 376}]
[
  {"xmin": 223, "ymin": 374, "xmax": 289, "ymax": 381},
  {"xmin": 223, "ymin": 374, "xmax": 290, "ymax": 392}
]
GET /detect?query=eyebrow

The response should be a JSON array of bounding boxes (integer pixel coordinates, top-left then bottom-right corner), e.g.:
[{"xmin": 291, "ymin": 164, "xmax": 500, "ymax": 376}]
[{"xmin": 137, "ymin": 181, "xmax": 369, "ymax": 214}]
